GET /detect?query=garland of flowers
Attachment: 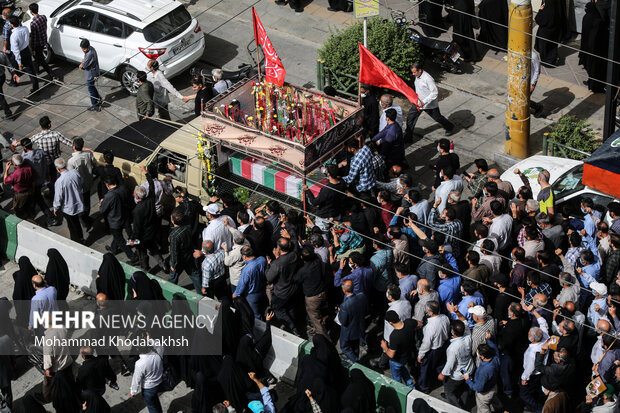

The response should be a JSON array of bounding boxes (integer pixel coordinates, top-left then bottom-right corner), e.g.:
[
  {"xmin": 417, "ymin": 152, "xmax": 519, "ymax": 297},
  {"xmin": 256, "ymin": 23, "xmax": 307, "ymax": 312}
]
[{"xmin": 196, "ymin": 131, "xmax": 216, "ymax": 194}]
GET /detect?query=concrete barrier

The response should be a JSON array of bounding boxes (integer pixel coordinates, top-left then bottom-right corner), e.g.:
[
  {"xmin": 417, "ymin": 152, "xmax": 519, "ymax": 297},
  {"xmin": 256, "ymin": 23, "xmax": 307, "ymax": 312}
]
[
  {"xmin": 0, "ymin": 210, "xmax": 21, "ymax": 260},
  {"xmin": 15, "ymin": 220, "xmax": 103, "ymax": 293},
  {"xmin": 406, "ymin": 389, "xmax": 468, "ymax": 413},
  {"xmin": 14, "ymin": 219, "xmax": 203, "ymax": 309}
]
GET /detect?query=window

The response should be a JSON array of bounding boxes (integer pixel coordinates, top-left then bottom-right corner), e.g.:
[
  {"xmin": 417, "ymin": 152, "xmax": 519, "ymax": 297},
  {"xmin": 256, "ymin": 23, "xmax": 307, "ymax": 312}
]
[
  {"xmin": 59, "ymin": 9, "xmax": 95, "ymax": 30},
  {"xmin": 553, "ymin": 165, "xmax": 585, "ymax": 200},
  {"xmin": 150, "ymin": 149, "xmax": 187, "ymax": 183},
  {"xmin": 142, "ymin": 5, "xmax": 191, "ymax": 43},
  {"xmin": 93, "ymin": 14, "xmax": 124, "ymax": 38}
]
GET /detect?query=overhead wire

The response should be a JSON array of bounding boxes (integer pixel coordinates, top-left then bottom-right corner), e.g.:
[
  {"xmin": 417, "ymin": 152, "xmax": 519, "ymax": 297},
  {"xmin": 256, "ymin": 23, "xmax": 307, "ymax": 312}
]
[
  {"xmin": 1, "ymin": 0, "xmax": 615, "ymax": 309},
  {"xmin": 201, "ymin": 165, "xmax": 620, "ymax": 343},
  {"xmin": 392, "ymin": 0, "xmax": 620, "ymax": 68},
  {"xmin": 1, "ymin": 0, "xmax": 261, "ymax": 141}
]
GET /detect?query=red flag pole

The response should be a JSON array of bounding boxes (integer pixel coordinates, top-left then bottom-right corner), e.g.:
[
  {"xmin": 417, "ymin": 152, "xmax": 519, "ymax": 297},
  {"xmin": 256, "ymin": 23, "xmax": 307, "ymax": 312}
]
[{"xmin": 252, "ymin": 7, "xmax": 262, "ymax": 82}]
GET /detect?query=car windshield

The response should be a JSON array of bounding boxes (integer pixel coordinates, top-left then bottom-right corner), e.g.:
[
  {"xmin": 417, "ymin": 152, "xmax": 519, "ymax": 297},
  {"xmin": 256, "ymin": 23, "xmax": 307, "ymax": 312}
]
[
  {"xmin": 142, "ymin": 5, "xmax": 191, "ymax": 43},
  {"xmin": 51, "ymin": 0, "xmax": 81, "ymax": 17},
  {"xmin": 552, "ymin": 164, "xmax": 585, "ymax": 199}
]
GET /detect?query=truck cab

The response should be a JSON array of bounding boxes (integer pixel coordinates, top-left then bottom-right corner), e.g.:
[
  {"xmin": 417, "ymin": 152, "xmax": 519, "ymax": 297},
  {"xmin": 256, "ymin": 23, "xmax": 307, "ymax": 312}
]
[{"xmin": 94, "ymin": 117, "xmax": 208, "ymax": 205}]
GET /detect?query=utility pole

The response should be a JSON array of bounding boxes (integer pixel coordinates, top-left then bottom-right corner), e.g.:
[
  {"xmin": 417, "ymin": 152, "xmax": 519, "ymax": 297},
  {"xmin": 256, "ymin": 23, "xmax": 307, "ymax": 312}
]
[
  {"xmin": 505, "ymin": 0, "xmax": 532, "ymax": 159},
  {"xmin": 603, "ymin": 0, "xmax": 619, "ymax": 139}
]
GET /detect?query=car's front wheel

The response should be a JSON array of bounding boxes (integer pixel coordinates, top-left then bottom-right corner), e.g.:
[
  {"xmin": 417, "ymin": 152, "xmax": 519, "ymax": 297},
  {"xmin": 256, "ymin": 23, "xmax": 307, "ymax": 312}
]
[{"xmin": 119, "ymin": 66, "xmax": 139, "ymax": 96}]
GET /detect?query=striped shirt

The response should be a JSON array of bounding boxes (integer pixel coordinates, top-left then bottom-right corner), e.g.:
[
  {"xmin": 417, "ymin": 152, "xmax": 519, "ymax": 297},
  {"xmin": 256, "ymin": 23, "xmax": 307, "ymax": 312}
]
[
  {"xmin": 30, "ymin": 14, "xmax": 47, "ymax": 48},
  {"xmin": 31, "ymin": 129, "xmax": 73, "ymax": 160},
  {"xmin": 201, "ymin": 249, "xmax": 225, "ymax": 287}
]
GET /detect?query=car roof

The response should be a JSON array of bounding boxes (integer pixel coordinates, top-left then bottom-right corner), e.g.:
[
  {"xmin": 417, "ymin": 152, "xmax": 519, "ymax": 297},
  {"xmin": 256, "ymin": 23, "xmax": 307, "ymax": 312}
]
[
  {"xmin": 41, "ymin": 0, "xmax": 182, "ymax": 26},
  {"xmin": 499, "ymin": 155, "xmax": 583, "ymax": 198},
  {"xmin": 95, "ymin": 118, "xmax": 179, "ymax": 164}
]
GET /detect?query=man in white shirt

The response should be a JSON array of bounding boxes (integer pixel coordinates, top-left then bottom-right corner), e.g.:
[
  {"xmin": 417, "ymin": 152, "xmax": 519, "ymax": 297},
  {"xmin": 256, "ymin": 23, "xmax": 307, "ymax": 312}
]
[
  {"xmin": 147, "ymin": 59, "xmax": 183, "ymax": 120},
  {"xmin": 405, "ymin": 62, "xmax": 454, "ymax": 142},
  {"xmin": 417, "ymin": 300, "xmax": 451, "ymax": 392},
  {"xmin": 487, "ymin": 200, "xmax": 513, "ymax": 252},
  {"xmin": 8, "ymin": 16, "xmax": 38, "ymax": 93},
  {"xmin": 130, "ymin": 339, "xmax": 163, "ymax": 413},
  {"xmin": 212, "ymin": 68, "xmax": 232, "ymax": 95},
  {"xmin": 379, "ymin": 94, "xmax": 403, "ymax": 131},
  {"xmin": 520, "ymin": 303, "xmax": 548, "ymax": 412},
  {"xmin": 201, "ymin": 203, "xmax": 234, "ymax": 252},
  {"xmin": 529, "ymin": 50, "xmax": 543, "ymax": 117}
]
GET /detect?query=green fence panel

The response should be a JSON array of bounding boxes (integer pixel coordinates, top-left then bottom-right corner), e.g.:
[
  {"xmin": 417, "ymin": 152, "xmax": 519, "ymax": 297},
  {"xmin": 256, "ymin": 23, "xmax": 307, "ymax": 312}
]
[
  {"xmin": 0, "ymin": 210, "xmax": 21, "ymax": 260},
  {"xmin": 119, "ymin": 262, "xmax": 203, "ymax": 314},
  {"xmin": 349, "ymin": 363, "xmax": 412, "ymax": 411}
]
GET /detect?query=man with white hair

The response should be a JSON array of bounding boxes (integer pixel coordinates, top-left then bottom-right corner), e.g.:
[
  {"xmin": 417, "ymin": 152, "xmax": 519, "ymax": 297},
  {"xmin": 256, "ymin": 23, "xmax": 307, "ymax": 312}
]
[
  {"xmin": 3, "ymin": 153, "xmax": 33, "ymax": 219},
  {"xmin": 519, "ymin": 305, "xmax": 549, "ymax": 413},
  {"xmin": 53, "ymin": 157, "xmax": 85, "ymax": 243},
  {"xmin": 130, "ymin": 185, "xmax": 163, "ymax": 270},
  {"xmin": 379, "ymin": 94, "xmax": 403, "ymax": 132},
  {"xmin": 223, "ymin": 232, "xmax": 250, "ymax": 290},
  {"xmin": 212, "ymin": 68, "xmax": 232, "ymax": 95}
]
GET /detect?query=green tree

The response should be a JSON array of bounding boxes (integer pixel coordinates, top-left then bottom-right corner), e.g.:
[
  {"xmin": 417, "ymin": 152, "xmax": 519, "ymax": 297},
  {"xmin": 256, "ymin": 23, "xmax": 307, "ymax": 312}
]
[
  {"xmin": 318, "ymin": 18, "xmax": 420, "ymax": 89},
  {"xmin": 547, "ymin": 115, "xmax": 600, "ymax": 160}
]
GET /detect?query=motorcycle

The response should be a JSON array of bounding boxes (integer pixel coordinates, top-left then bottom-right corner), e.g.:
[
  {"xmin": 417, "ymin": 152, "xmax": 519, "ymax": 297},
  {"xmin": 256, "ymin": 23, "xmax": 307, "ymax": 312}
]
[
  {"xmin": 0, "ymin": 1, "xmax": 23, "ymax": 18},
  {"xmin": 189, "ymin": 63, "xmax": 254, "ymax": 90},
  {"xmin": 391, "ymin": 10, "xmax": 463, "ymax": 74}
]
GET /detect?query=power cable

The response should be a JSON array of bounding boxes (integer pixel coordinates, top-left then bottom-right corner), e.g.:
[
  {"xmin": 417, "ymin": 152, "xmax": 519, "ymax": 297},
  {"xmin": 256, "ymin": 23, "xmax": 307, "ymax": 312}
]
[
  {"xmin": 390, "ymin": 0, "xmax": 620, "ymax": 69},
  {"xmin": 202, "ymin": 165, "xmax": 620, "ymax": 342}
]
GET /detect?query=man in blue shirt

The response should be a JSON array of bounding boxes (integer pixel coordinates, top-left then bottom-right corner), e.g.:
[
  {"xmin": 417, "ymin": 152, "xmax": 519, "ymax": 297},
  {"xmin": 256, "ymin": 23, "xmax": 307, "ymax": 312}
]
[
  {"xmin": 437, "ymin": 266, "xmax": 461, "ymax": 313},
  {"xmin": 333, "ymin": 252, "xmax": 373, "ymax": 296},
  {"xmin": 372, "ymin": 108, "xmax": 405, "ymax": 168},
  {"xmin": 233, "ymin": 246, "xmax": 267, "ymax": 319},
  {"xmin": 450, "ymin": 281, "xmax": 484, "ymax": 328},
  {"xmin": 394, "ymin": 263, "xmax": 418, "ymax": 300},
  {"xmin": 463, "ymin": 339, "xmax": 502, "ymax": 413},
  {"xmin": 29, "ymin": 274, "xmax": 58, "ymax": 330},
  {"xmin": 78, "ymin": 39, "xmax": 102, "ymax": 111}
]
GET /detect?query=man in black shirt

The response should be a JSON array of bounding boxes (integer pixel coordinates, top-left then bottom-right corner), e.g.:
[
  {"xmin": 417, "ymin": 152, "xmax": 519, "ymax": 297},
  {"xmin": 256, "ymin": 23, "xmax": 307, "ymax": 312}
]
[
  {"xmin": 381, "ymin": 310, "xmax": 416, "ymax": 388},
  {"xmin": 360, "ymin": 84, "xmax": 379, "ymax": 138},
  {"xmin": 99, "ymin": 175, "xmax": 137, "ymax": 264},
  {"xmin": 302, "ymin": 164, "xmax": 346, "ymax": 233},
  {"xmin": 491, "ymin": 273, "xmax": 515, "ymax": 322},
  {"xmin": 183, "ymin": 76, "xmax": 213, "ymax": 116},
  {"xmin": 431, "ymin": 138, "xmax": 459, "ymax": 190},
  {"xmin": 75, "ymin": 346, "xmax": 117, "ymax": 395},
  {"xmin": 294, "ymin": 246, "xmax": 329, "ymax": 337}
]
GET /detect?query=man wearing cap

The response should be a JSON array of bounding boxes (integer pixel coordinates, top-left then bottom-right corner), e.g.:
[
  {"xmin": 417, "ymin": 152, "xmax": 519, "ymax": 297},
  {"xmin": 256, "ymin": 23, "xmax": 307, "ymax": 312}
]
[
  {"xmin": 588, "ymin": 282, "xmax": 609, "ymax": 327},
  {"xmin": 417, "ymin": 300, "xmax": 450, "ymax": 393},
  {"xmin": 582, "ymin": 383, "xmax": 617, "ymax": 412},
  {"xmin": 470, "ymin": 306, "xmax": 496, "ymax": 362},
  {"xmin": 201, "ymin": 203, "xmax": 234, "ymax": 253},
  {"xmin": 3, "ymin": 153, "xmax": 33, "ymax": 219}
]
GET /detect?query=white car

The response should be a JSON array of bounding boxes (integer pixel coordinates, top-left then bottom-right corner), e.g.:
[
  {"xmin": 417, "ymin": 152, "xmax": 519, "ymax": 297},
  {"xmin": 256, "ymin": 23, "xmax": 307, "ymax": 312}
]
[
  {"xmin": 26, "ymin": 0, "xmax": 205, "ymax": 94},
  {"xmin": 499, "ymin": 155, "xmax": 618, "ymax": 217}
]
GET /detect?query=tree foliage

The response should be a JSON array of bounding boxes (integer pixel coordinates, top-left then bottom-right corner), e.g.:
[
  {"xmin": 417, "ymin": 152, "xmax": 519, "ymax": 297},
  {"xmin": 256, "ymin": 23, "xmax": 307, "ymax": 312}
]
[
  {"xmin": 318, "ymin": 18, "xmax": 421, "ymax": 88},
  {"xmin": 548, "ymin": 116, "xmax": 599, "ymax": 160}
]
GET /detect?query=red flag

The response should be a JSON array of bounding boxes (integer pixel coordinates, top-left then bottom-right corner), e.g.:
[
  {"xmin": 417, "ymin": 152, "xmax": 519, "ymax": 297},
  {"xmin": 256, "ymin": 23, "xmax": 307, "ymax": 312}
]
[
  {"xmin": 252, "ymin": 7, "xmax": 286, "ymax": 86},
  {"xmin": 358, "ymin": 43, "xmax": 420, "ymax": 107}
]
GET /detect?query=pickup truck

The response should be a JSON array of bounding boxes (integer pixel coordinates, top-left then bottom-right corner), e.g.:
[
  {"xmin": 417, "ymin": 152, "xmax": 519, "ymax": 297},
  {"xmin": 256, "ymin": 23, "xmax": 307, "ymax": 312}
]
[{"xmin": 93, "ymin": 77, "xmax": 363, "ymax": 205}]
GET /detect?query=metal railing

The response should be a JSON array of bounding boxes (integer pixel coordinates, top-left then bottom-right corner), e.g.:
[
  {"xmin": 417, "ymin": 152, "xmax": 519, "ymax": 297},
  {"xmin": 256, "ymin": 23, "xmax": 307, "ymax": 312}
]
[
  {"xmin": 316, "ymin": 59, "xmax": 359, "ymax": 99},
  {"xmin": 541, "ymin": 133, "xmax": 592, "ymax": 160}
]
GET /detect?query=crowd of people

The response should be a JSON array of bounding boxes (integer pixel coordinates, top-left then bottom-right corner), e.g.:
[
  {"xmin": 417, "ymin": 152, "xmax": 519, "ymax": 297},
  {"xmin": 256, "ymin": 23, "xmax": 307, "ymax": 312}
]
[{"xmin": 1, "ymin": 73, "xmax": 620, "ymax": 413}]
